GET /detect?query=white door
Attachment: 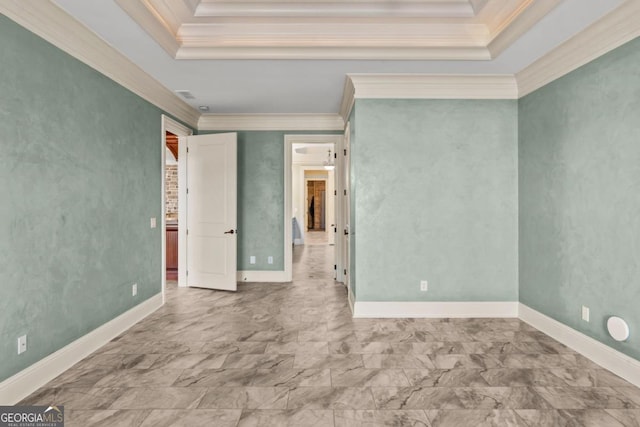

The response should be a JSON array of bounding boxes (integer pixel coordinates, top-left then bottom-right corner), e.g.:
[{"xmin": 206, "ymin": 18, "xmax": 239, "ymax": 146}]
[{"xmin": 186, "ymin": 133, "xmax": 237, "ymax": 291}]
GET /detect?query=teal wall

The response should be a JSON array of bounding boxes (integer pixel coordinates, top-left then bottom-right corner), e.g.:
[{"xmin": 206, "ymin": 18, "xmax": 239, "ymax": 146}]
[
  {"xmin": 352, "ymin": 99, "xmax": 518, "ymax": 302},
  {"xmin": 200, "ymin": 131, "xmax": 341, "ymax": 272},
  {"xmin": 519, "ymin": 37, "xmax": 640, "ymax": 360},
  {"xmin": 0, "ymin": 16, "xmax": 169, "ymax": 381}
]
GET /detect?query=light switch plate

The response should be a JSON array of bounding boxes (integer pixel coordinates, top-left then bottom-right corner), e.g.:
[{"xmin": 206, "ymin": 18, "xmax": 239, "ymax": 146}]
[
  {"xmin": 268, "ymin": 256, "xmax": 273, "ymax": 264},
  {"xmin": 250, "ymin": 256, "xmax": 256, "ymax": 264}
]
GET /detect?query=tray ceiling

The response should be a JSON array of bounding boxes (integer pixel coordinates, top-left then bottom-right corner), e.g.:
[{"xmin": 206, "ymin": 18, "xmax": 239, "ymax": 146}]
[{"xmin": 115, "ymin": 0, "xmax": 561, "ymax": 60}]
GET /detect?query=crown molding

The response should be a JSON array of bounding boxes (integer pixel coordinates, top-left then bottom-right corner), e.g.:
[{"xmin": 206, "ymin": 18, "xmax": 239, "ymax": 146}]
[
  {"xmin": 198, "ymin": 114, "xmax": 345, "ymax": 131},
  {"xmin": 176, "ymin": 46, "xmax": 491, "ymax": 61},
  {"xmin": 114, "ymin": 0, "xmax": 180, "ymax": 58},
  {"xmin": 348, "ymin": 74, "xmax": 519, "ymax": 99},
  {"xmin": 0, "ymin": 0, "xmax": 200, "ymax": 129},
  {"xmin": 339, "ymin": 77, "xmax": 356, "ymax": 122},
  {"xmin": 516, "ymin": 0, "xmax": 640, "ymax": 98},
  {"xmin": 487, "ymin": 0, "xmax": 561, "ymax": 58}
]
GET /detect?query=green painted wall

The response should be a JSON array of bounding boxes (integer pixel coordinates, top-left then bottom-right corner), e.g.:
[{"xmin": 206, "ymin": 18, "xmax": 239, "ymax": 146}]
[
  {"xmin": 200, "ymin": 131, "xmax": 341, "ymax": 272},
  {"xmin": 519, "ymin": 37, "xmax": 640, "ymax": 360},
  {"xmin": 353, "ymin": 99, "xmax": 518, "ymax": 302},
  {"xmin": 0, "ymin": 16, "xmax": 167, "ymax": 381}
]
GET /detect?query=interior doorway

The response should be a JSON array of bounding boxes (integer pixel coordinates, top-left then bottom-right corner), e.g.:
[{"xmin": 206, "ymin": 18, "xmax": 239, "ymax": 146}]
[
  {"xmin": 284, "ymin": 134, "xmax": 344, "ymax": 283},
  {"xmin": 161, "ymin": 115, "xmax": 192, "ymax": 304},
  {"xmin": 165, "ymin": 131, "xmax": 179, "ymax": 282}
]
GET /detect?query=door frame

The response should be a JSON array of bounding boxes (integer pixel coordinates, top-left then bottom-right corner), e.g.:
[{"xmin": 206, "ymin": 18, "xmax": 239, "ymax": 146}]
[
  {"xmin": 161, "ymin": 115, "xmax": 192, "ymax": 303},
  {"xmin": 284, "ymin": 134, "xmax": 343, "ymax": 282}
]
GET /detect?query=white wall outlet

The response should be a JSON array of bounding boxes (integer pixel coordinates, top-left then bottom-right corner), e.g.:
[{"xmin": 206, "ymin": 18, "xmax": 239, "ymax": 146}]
[
  {"xmin": 582, "ymin": 305, "xmax": 590, "ymax": 322},
  {"xmin": 132, "ymin": 283, "xmax": 138, "ymax": 296},
  {"xmin": 150, "ymin": 217, "xmax": 157, "ymax": 228},
  {"xmin": 250, "ymin": 256, "xmax": 256, "ymax": 264},
  {"xmin": 17, "ymin": 335, "xmax": 27, "ymax": 355},
  {"xmin": 267, "ymin": 256, "xmax": 273, "ymax": 264},
  {"xmin": 420, "ymin": 280, "xmax": 428, "ymax": 292}
]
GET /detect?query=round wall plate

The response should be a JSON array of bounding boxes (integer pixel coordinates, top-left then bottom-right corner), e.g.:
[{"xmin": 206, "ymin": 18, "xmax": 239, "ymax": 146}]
[{"xmin": 607, "ymin": 316, "xmax": 630, "ymax": 342}]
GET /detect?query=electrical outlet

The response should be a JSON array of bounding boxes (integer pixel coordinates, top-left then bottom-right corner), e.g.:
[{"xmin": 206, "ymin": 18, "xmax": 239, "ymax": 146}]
[
  {"xmin": 132, "ymin": 283, "xmax": 138, "ymax": 296},
  {"xmin": 582, "ymin": 305, "xmax": 590, "ymax": 322},
  {"xmin": 150, "ymin": 217, "xmax": 157, "ymax": 228},
  {"xmin": 250, "ymin": 256, "xmax": 256, "ymax": 264},
  {"xmin": 267, "ymin": 256, "xmax": 273, "ymax": 264},
  {"xmin": 17, "ymin": 335, "xmax": 27, "ymax": 355},
  {"xmin": 420, "ymin": 280, "xmax": 428, "ymax": 292}
]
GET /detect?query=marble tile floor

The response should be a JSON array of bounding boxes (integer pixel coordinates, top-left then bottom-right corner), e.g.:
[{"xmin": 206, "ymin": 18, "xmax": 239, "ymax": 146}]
[{"xmin": 20, "ymin": 242, "xmax": 640, "ymax": 426}]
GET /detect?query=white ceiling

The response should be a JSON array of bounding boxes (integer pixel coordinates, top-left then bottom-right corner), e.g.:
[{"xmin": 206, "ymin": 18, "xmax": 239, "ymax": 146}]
[
  {"xmin": 293, "ymin": 143, "xmax": 335, "ymax": 164},
  {"xmin": 52, "ymin": 0, "xmax": 623, "ymax": 114}
]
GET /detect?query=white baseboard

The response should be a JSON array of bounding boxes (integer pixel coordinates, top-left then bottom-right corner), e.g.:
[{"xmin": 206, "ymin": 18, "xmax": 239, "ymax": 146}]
[
  {"xmin": 353, "ymin": 301, "xmax": 519, "ymax": 318},
  {"xmin": 0, "ymin": 294, "xmax": 163, "ymax": 405},
  {"xmin": 518, "ymin": 303, "xmax": 640, "ymax": 388},
  {"xmin": 237, "ymin": 270, "xmax": 289, "ymax": 283}
]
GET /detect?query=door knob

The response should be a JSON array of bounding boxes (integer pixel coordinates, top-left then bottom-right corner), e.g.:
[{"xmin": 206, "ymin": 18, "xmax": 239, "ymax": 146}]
[{"xmin": 224, "ymin": 229, "xmax": 235, "ymax": 234}]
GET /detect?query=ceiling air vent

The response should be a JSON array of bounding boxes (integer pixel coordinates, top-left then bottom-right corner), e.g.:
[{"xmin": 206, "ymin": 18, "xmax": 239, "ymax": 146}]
[{"xmin": 175, "ymin": 90, "xmax": 196, "ymax": 100}]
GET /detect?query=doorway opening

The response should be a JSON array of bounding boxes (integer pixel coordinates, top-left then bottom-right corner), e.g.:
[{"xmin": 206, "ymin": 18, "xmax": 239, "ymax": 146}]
[
  {"xmin": 165, "ymin": 131, "xmax": 179, "ymax": 283},
  {"xmin": 161, "ymin": 115, "xmax": 192, "ymax": 304},
  {"xmin": 284, "ymin": 134, "xmax": 345, "ymax": 285}
]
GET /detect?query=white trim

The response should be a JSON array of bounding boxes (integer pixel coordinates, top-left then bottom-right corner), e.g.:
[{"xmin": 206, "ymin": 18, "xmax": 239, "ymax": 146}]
[
  {"xmin": 284, "ymin": 137, "xmax": 293, "ymax": 282},
  {"xmin": 0, "ymin": 1, "xmax": 200, "ymax": 129},
  {"xmin": 0, "ymin": 294, "xmax": 163, "ymax": 405},
  {"xmin": 348, "ymin": 74, "xmax": 519, "ymax": 100},
  {"xmin": 164, "ymin": 117, "xmax": 193, "ymax": 138},
  {"xmin": 176, "ymin": 46, "xmax": 492, "ymax": 61},
  {"xmin": 353, "ymin": 301, "xmax": 519, "ymax": 318},
  {"xmin": 348, "ymin": 286, "xmax": 355, "ymax": 315},
  {"xmin": 177, "ymin": 139, "xmax": 189, "ymax": 287},
  {"xmin": 486, "ymin": 0, "xmax": 561, "ymax": 58},
  {"xmin": 237, "ymin": 270, "xmax": 289, "ymax": 283},
  {"xmin": 198, "ymin": 114, "xmax": 344, "ymax": 131},
  {"xmin": 160, "ymin": 120, "xmax": 167, "ymax": 304},
  {"xmin": 339, "ymin": 76, "xmax": 356, "ymax": 123},
  {"xmin": 518, "ymin": 303, "xmax": 640, "ymax": 389},
  {"xmin": 516, "ymin": 0, "xmax": 640, "ymax": 97},
  {"xmin": 114, "ymin": 0, "xmax": 181, "ymax": 58}
]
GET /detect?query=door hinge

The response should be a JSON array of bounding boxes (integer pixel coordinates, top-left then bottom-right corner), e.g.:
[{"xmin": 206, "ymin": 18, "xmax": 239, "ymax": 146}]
[
  {"xmin": 186, "ymin": 147, "xmax": 189, "ymax": 153},
  {"xmin": 344, "ymin": 149, "xmax": 347, "ymax": 156},
  {"xmin": 334, "ymin": 190, "xmax": 337, "ymax": 196},
  {"xmin": 334, "ymin": 152, "xmax": 337, "ymax": 159},
  {"xmin": 186, "ymin": 229, "xmax": 189, "ymax": 235},
  {"xmin": 186, "ymin": 270, "xmax": 189, "ymax": 276},
  {"xmin": 344, "ymin": 269, "xmax": 347, "ymax": 275},
  {"xmin": 334, "ymin": 227, "xmax": 337, "ymax": 233},
  {"xmin": 186, "ymin": 188, "xmax": 189, "ymax": 194},
  {"xmin": 344, "ymin": 189, "xmax": 347, "ymax": 196},
  {"xmin": 334, "ymin": 264, "xmax": 337, "ymax": 270}
]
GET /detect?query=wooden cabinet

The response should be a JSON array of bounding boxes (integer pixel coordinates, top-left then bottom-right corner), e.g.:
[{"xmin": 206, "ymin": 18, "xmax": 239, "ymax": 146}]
[{"xmin": 166, "ymin": 222, "xmax": 178, "ymax": 280}]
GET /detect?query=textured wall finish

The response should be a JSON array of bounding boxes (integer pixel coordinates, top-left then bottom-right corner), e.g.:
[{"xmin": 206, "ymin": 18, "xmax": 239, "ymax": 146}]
[
  {"xmin": 0, "ymin": 16, "xmax": 164, "ymax": 382},
  {"xmin": 519, "ymin": 36, "xmax": 640, "ymax": 360},
  {"xmin": 353, "ymin": 99, "xmax": 518, "ymax": 302}
]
